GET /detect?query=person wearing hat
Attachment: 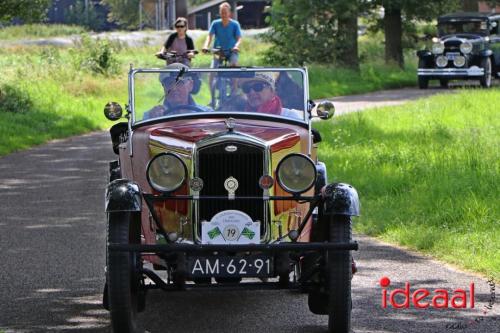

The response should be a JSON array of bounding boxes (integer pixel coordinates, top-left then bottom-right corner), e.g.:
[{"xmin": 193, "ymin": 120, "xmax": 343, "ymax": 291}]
[
  {"xmin": 240, "ymin": 73, "xmax": 302, "ymax": 119},
  {"xmin": 143, "ymin": 64, "xmax": 211, "ymax": 120},
  {"xmin": 156, "ymin": 17, "xmax": 196, "ymax": 66}
]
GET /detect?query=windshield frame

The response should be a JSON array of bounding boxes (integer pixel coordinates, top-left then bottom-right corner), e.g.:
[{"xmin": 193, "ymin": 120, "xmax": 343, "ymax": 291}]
[
  {"xmin": 128, "ymin": 67, "xmax": 310, "ymax": 126},
  {"xmin": 437, "ymin": 19, "xmax": 490, "ymax": 37}
]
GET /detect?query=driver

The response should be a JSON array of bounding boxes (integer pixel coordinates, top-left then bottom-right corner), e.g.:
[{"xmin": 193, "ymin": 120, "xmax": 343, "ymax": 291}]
[
  {"xmin": 239, "ymin": 73, "xmax": 302, "ymax": 119},
  {"xmin": 143, "ymin": 63, "xmax": 211, "ymax": 119}
]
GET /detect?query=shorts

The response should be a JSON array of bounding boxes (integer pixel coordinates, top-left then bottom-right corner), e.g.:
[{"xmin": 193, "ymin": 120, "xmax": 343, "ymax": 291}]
[{"xmin": 211, "ymin": 52, "xmax": 239, "ymax": 68}]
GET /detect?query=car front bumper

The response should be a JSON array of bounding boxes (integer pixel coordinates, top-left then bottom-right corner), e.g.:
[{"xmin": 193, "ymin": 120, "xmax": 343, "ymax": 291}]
[
  {"xmin": 418, "ymin": 67, "xmax": 484, "ymax": 78},
  {"xmin": 109, "ymin": 242, "xmax": 359, "ymax": 253}
]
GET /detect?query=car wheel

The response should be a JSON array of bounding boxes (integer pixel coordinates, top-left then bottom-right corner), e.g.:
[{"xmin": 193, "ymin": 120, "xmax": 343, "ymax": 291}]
[
  {"xmin": 479, "ymin": 57, "xmax": 492, "ymax": 88},
  {"xmin": 439, "ymin": 79, "xmax": 449, "ymax": 88},
  {"xmin": 107, "ymin": 211, "xmax": 142, "ymax": 333},
  {"xmin": 418, "ymin": 59, "xmax": 429, "ymax": 89},
  {"xmin": 327, "ymin": 215, "xmax": 352, "ymax": 333}
]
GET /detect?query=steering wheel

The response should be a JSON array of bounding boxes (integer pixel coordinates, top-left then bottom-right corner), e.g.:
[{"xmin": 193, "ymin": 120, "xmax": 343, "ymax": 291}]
[{"xmin": 167, "ymin": 104, "xmax": 207, "ymax": 115}]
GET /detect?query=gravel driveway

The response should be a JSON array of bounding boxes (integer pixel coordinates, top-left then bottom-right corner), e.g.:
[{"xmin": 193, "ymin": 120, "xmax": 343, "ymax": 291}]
[{"xmin": 0, "ymin": 89, "xmax": 497, "ymax": 332}]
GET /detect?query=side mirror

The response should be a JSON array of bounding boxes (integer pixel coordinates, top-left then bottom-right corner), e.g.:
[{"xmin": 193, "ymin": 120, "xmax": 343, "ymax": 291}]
[
  {"xmin": 314, "ymin": 100, "xmax": 335, "ymax": 120},
  {"xmin": 104, "ymin": 102, "xmax": 123, "ymax": 121}
]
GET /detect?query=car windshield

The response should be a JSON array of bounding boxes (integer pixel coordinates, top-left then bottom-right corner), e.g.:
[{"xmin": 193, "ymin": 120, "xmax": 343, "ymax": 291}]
[
  {"xmin": 132, "ymin": 68, "xmax": 307, "ymax": 123},
  {"xmin": 438, "ymin": 20, "xmax": 489, "ymax": 36}
]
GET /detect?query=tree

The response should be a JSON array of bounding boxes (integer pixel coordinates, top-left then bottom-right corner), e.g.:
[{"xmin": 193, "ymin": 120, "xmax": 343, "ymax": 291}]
[
  {"xmin": 265, "ymin": 0, "xmax": 360, "ymax": 69},
  {"xmin": 0, "ymin": 0, "xmax": 51, "ymax": 23},
  {"xmin": 65, "ymin": 0, "xmax": 107, "ymax": 30},
  {"xmin": 369, "ymin": 0, "xmax": 460, "ymax": 68},
  {"xmin": 101, "ymin": 0, "xmax": 140, "ymax": 29}
]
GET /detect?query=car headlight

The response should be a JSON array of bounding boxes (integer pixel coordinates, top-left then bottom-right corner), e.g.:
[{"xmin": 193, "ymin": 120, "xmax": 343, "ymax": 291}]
[
  {"xmin": 146, "ymin": 153, "xmax": 187, "ymax": 192},
  {"xmin": 460, "ymin": 41, "xmax": 473, "ymax": 54},
  {"xmin": 453, "ymin": 55, "xmax": 466, "ymax": 67},
  {"xmin": 432, "ymin": 42, "xmax": 444, "ymax": 54},
  {"xmin": 436, "ymin": 55, "xmax": 448, "ymax": 68},
  {"xmin": 276, "ymin": 154, "xmax": 316, "ymax": 194}
]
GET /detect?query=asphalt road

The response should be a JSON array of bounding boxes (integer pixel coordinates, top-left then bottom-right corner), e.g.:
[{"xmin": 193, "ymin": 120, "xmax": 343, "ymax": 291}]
[{"xmin": 0, "ymin": 89, "xmax": 498, "ymax": 332}]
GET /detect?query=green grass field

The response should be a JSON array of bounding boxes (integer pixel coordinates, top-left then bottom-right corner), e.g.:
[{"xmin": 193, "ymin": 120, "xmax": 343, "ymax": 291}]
[
  {"xmin": 314, "ymin": 89, "xmax": 500, "ymax": 279},
  {"xmin": 0, "ymin": 24, "xmax": 87, "ymax": 40}
]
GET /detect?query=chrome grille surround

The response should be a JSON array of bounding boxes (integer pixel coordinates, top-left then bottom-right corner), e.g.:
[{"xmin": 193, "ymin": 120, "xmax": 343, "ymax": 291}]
[{"xmin": 192, "ymin": 132, "xmax": 271, "ymax": 243}]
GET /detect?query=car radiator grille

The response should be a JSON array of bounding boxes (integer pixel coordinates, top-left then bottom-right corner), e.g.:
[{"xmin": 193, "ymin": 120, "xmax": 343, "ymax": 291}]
[
  {"xmin": 197, "ymin": 142, "xmax": 266, "ymax": 230},
  {"xmin": 444, "ymin": 40, "xmax": 461, "ymax": 52}
]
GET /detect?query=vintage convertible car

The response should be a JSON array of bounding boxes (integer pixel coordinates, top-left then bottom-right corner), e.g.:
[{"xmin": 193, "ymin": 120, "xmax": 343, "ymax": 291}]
[
  {"xmin": 102, "ymin": 65, "xmax": 359, "ymax": 333},
  {"xmin": 417, "ymin": 12, "xmax": 500, "ymax": 88}
]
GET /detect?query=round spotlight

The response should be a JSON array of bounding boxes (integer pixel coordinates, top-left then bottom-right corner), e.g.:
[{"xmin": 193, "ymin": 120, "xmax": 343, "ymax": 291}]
[
  {"xmin": 436, "ymin": 55, "xmax": 448, "ymax": 68},
  {"xmin": 453, "ymin": 56, "xmax": 466, "ymax": 67},
  {"xmin": 276, "ymin": 154, "xmax": 316, "ymax": 194},
  {"xmin": 146, "ymin": 153, "xmax": 187, "ymax": 193},
  {"xmin": 259, "ymin": 175, "xmax": 274, "ymax": 190},
  {"xmin": 432, "ymin": 42, "xmax": 444, "ymax": 55},
  {"xmin": 189, "ymin": 177, "xmax": 204, "ymax": 192}
]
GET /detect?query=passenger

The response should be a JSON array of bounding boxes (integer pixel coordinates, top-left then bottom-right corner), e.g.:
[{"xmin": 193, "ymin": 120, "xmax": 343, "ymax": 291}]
[
  {"xmin": 240, "ymin": 73, "xmax": 302, "ymax": 119},
  {"xmin": 276, "ymin": 72, "xmax": 304, "ymax": 110},
  {"xmin": 143, "ymin": 64, "xmax": 210, "ymax": 119},
  {"xmin": 156, "ymin": 17, "xmax": 196, "ymax": 66}
]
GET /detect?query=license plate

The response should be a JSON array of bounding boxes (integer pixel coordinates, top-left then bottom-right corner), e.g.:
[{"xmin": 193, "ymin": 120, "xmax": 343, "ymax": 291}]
[
  {"xmin": 446, "ymin": 52, "xmax": 460, "ymax": 60},
  {"xmin": 188, "ymin": 255, "xmax": 273, "ymax": 278}
]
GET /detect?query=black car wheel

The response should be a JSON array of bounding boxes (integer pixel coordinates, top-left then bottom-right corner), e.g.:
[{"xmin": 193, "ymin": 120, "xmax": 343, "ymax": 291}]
[
  {"xmin": 327, "ymin": 215, "xmax": 352, "ymax": 333},
  {"xmin": 479, "ymin": 57, "xmax": 492, "ymax": 88},
  {"xmin": 418, "ymin": 59, "xmax": 429, "ymax": 89},
  {"xmin": 439, "ymin": 79, "xmax": 449, "ymax": 88},
  {"xmin": 107, "ymin": 211, "xmax": 143, "ymax": 333}
]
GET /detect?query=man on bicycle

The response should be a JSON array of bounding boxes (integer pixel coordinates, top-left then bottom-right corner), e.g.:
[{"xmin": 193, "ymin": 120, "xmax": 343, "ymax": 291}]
[{"xmin": 202, "ymin": 2, "xmax": 242, "ymax": 67}]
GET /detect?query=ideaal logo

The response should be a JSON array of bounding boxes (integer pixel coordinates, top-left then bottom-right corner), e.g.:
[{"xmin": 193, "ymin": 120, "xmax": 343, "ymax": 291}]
[{"xmin": 379, "ymin": 276, "xmax": 475, "ymax": 309}]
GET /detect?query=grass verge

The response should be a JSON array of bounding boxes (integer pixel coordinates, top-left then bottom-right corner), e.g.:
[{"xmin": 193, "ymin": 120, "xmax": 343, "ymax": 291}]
[
  {"xmin": 0, "ymin": 24, "xmax": 88, "ymax": 40},
  {"xmin": 314, "ymin": 89, "xmax": 500, "ymax": 279}
]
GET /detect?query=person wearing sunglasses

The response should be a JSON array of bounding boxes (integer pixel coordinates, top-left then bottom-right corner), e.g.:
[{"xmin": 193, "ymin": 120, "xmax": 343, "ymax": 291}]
[
  {"xmin": 143, "ymin": 64, "xmax": 211, "ymax": 120},
  {"xmin": 156, "ymin": 17, "xmax": 196, "ymax": 66},
  {"xmin": 239, "ymin": 73, "xmax": 302, "ymax": 120}
]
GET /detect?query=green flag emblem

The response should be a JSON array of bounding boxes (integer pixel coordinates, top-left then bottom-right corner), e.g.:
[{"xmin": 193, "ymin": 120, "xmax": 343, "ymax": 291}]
[
  {"xmin": 241, "ymin": 227, "xmax": 255, "ymax": 240},
  {"xmin": 208, "ymin": 227, "xmax": 222, "ymax": 239}
]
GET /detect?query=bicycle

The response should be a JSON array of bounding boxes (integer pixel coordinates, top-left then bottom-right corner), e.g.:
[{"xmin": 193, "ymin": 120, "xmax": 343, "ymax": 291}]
[
  {"xmin": 155, "ymin": 50, "xmax": 198, "ymax": 66},
  {"xmin": 202, "ymin": 48, "xmax": 239, "ymax": 109}
]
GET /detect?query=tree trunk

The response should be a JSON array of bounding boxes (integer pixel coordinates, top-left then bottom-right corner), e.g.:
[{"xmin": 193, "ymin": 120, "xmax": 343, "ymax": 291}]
[
  {"xmin": 384, "ymin": 6, "xmax": 403, "ymax": 68},
  {"xmin": 336, "ymin": 4, "xmax": 359, "ymax": 70},
  {"xmin": 462, "ymin": 0, "xmax": 479, "ymax": 11}
]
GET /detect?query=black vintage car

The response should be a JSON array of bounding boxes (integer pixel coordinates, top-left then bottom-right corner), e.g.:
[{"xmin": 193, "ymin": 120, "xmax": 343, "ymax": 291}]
[{"xmin": 417, "ymin": 12, "xmax": 500, "ymax": 88}]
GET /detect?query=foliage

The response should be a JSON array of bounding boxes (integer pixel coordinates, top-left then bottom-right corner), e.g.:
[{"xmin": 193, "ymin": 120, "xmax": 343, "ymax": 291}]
[
  {"xmin": 64, "ymin": 0, "xmax": 107, "ymax": 30},
  {"xmin": 71, "ymin": 35, "xmax": 120, "ymax": 75},
  {"xmin": 0, "ymin": 24, "xmax": 87, "ymax": 40},
  {"xmin": 0, "ymin": 0, "xmax": 50, "ymax": 23},
  {"xmin": 263, "ymin": 0, "xmax": 343, "ymax": 66},
  {"xmin": 0, "ymin": 84, "xmax": 33, "ymax": 114},
  {"xmin": 101, "ymin": 0, "xmax": 140, "ymax": 29},
  {"xmin": 314, "ymin": 89, "xmax": 500, "ymax": 279}
]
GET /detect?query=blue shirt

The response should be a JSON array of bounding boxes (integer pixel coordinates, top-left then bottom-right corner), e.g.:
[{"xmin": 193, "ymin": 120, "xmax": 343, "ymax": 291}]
[{"xmin": 209, "ymin": 19, "xmax": 242, "ymax": 51}]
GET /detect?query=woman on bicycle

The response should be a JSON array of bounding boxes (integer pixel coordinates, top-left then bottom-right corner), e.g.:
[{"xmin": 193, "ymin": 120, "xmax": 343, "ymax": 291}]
[{"xmin": 157, "ymin": 17, "xmax": 196, "ymax": 66}]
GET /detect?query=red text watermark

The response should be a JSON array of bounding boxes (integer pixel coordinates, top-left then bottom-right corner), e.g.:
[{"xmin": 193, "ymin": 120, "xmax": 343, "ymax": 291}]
[{"xmin": 380, "ymin": 276, "xmax": 475, "ymax": 309}]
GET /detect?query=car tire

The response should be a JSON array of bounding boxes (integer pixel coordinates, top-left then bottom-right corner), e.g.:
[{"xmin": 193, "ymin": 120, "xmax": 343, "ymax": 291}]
[
  {"xmin": 479, "ymin": 57, "xmax": 492, "ymax": 88},
  {"xmin": 439, "ymin": 79, "xmax": 449, "ymax": 88},
  {"xmin": 418, "ymin": 59, "xmax": 429, "ymax": 89},
  {"xmin": 107, "ymin": 211, "xmax": 142, "ymax": 333},
  {"xmin": 327, "ymin": 215, "xmax": 352, "ymax": 333}
]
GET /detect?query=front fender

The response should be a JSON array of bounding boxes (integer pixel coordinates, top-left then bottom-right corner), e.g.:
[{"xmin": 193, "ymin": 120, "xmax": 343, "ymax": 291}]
[
  {"xmin": 105, "ymin": 179, "xmax": 142, "ymax": 212},
  {"xmin": 479, "ymin": 49, "xmax": 493, "ymax": 57},
  {"xmin": 321, "ymin": 183, "xmax": 360, "ymax": 216},
  {"xmin": 416, "ymin": 50, "xmax": 432, "ymax": 59}
]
